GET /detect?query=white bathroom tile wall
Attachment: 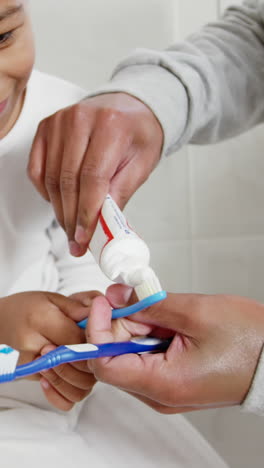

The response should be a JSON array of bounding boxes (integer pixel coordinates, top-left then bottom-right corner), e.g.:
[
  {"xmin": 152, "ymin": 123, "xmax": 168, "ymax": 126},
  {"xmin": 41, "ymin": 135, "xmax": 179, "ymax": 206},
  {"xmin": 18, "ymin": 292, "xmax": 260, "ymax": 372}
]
[
  {"xmin": 125, "ymin": 147, "xmax": 192, "ymax": 292},
  {"xmin": 189, "ymin": 407, "xmax": 264, "ymax": 468},
  {"xmin": 189, "ymin": 126, "xmax": 264, "ymax": 239},
  {"xmin": 178, "ymin": 0, "xmax": 218, "ymax": 38},
  {"xmin": 30, "ymin": 0, "xmax": 175, "ymax": 89},
  {"xmin": 147, "ymin": 240, "xmax": 192, "ymax": 293},
  {"xmin": 125, "ymin": 148, "xmax": 190, "ymax": 243},
  {"xmin": 192, "ymin": 237, "xmax": 264, "ymax": 301},
  {"xmin": 184, "ymin": 2, "xmax": 264, "ymax": 466}
]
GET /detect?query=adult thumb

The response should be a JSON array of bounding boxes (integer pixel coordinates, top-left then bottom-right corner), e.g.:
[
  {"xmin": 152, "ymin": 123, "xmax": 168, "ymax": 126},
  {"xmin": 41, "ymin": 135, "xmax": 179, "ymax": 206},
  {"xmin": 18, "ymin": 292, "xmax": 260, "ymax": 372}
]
[
  {"xmin": 127, "ymin": 293, "xmax": 200, "ymax": 337},
  {"xmin": 106, "ymin": 284, "xmax": 134, "ymax": 308},
  {"xmin": 87, "ymin": 295, "xmax": 114, "ymax": 345}
]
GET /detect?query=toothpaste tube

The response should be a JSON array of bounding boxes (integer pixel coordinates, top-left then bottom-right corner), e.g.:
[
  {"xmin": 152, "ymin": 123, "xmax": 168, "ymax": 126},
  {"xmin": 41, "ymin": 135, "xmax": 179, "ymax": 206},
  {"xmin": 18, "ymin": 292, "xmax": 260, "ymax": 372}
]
[{"xmin": 89, "ymin": 194, "xmax": 162, "ymax": 300}]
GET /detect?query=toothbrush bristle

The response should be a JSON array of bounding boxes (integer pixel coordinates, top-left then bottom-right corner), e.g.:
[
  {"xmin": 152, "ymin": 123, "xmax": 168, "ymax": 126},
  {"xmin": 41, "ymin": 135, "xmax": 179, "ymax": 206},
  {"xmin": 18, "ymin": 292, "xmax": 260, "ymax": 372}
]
[
  {"xmin": 135, "ymin": 272, "xmax": 162, "ymax": 300},
  {"xmin": 0, "ymin": 345, "xmax": 19, "ymax": 382}
]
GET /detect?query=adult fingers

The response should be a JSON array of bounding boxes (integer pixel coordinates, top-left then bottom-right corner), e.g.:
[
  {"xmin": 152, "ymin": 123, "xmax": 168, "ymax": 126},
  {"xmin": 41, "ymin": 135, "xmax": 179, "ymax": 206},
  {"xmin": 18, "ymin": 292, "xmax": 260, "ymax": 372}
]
[
  {"xmin": 106, "ymin": 287, "xmax": 201, "ymax": 337},
  {"xmin": 29, "ymin": 93, "xmax": 163, "ymax": 256},
  {"xmin": 60, "ymin": 107, "xmax": 92, "ymax": 245},
  {"xmin": 43, "ymin": 114, "xmax": 65, "ymax": 228},
  {"xmin": 74, "ymin": 115, "xmax": 131, "ymax": 248},
  {"xmin": 86, "ymin": 294, "xmax": 201, "ymax": 405},
  {"xmin": 86, "ymin": 295, "xmax": 153, "ymax": 349},
  {"xmin": 86, "ymin": 295, "xmax": 167, "ymax": 397},
  {"xmin": 105, "ymin": 284, "xmax": 134, "ymax": 308},
  {"xmin": 109, "ymin": 150, "xmax": 158, "ymax": 210},
  {"xmin": 86, "ymin": 295, "xmax": 114, "ymax": 346}
]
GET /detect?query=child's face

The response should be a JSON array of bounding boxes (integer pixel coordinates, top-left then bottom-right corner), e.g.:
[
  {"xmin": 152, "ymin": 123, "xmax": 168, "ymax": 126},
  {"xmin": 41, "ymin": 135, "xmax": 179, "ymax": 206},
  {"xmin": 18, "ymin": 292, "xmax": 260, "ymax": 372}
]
[{"xmin": 0, "ymin": 0, "xmax": 34, "ymax": 138}]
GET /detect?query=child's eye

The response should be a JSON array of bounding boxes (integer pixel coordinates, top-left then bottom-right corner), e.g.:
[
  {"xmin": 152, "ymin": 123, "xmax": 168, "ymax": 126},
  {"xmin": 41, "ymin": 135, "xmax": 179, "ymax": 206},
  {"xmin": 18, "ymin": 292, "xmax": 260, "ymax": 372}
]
[{"xmin": 0, "ymin": 31, "xmax": 13, "ymax": 45}]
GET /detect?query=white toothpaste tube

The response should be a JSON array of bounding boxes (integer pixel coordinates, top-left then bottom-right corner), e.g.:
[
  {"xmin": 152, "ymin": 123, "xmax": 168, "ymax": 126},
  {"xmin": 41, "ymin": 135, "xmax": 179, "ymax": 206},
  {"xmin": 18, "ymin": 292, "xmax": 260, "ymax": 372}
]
[{"xmin": 89, "ymin": 194, "xmax": 162, "ymax": 300}]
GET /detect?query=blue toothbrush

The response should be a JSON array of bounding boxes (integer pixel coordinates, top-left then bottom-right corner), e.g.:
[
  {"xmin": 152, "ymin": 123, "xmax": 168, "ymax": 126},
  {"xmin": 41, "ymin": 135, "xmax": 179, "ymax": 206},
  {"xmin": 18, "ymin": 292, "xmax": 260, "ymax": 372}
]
[
  {"xmin": 77, "ymin": 290, "xmax": 167, "ymax": 329},
  {"xmin": 0, "ymin": 338, "xmax": 171, "ymax": 383}
]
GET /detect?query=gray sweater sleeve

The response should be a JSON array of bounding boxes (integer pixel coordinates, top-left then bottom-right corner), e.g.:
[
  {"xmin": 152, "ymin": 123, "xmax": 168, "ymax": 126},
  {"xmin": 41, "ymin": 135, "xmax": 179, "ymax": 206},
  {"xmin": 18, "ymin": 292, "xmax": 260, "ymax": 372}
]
[
  {"xmin": 88, "ymin": 0, "xmax": 264, "ymax": 156},
  {"xmin": 87, "ymin": 1, "xmax": 264, "ymax": 415}
]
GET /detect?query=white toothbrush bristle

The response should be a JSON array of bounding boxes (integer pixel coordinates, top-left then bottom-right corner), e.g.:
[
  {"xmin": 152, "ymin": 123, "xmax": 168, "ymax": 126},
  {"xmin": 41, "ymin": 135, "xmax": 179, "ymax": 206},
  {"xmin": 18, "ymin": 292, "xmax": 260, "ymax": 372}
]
[
  {"xmin": 135, "ymin": 270, "xmax": 162, "ymax": 300},
  {"xmin": 0, "ymin": 345, "xmax": 19, "ymax": 378}
]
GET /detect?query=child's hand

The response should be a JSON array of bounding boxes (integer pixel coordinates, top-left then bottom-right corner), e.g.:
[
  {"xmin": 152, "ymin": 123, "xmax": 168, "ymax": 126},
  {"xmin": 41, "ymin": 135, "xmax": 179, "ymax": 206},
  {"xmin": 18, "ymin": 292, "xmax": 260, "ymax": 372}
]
[
  {"xmin": 39, "ymin": 343, "xmax": 96, "ymax": 412},
  {"xmin": 39, "ymin": 290, "xmax": 102, "ymax": 411},
  {"xmin": 0, "ymin": 291, "xmax": 96, "ymax": 411}
]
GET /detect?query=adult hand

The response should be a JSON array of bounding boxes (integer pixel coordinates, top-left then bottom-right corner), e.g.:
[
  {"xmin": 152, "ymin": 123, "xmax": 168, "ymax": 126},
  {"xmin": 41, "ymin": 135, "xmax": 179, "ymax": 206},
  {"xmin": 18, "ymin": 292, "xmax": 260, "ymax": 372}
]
[
  {"xmin": 86, "ymin": 285, "xmax": 264, "ymax": 414},
  {"xmin": 28, "ymin": 93, "xmax": 163, "ymax": 256}
]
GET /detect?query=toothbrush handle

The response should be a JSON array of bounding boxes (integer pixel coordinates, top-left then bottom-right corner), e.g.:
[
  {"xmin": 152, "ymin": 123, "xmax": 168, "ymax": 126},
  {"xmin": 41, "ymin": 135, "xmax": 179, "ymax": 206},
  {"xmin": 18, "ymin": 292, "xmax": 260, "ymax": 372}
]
[
  {"xmin": 15, "ymin": 338, "xmax": 170, "ymax": 379},
  {"xmin": 15, "ymin": 345, "xmax": 99, "ymax": 378},
  {"xmin": 97, "ymin": 338, "xmax": 170, "ymax": 357},
  {"xmin": 40, "ymin": 339, "xmax": 169, "ymax": 365},
  {"xmin": 51, "ymin": 339, "xmax": 170, "ymax": 364}
]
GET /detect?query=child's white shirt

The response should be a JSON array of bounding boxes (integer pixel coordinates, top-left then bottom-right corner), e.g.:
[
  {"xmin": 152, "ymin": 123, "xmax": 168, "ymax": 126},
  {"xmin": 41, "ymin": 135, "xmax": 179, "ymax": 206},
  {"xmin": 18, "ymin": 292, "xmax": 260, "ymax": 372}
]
[{"xmin": 0, "ymin": 70, "xmax": 110, "ymax": 425}]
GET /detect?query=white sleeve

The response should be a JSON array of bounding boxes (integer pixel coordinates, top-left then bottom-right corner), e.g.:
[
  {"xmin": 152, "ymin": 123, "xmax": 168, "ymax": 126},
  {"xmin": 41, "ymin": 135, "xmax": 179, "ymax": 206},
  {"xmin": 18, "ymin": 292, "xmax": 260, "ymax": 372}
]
[
  {"xmin": 47, "ymin": 220, "xmax": 111, "ymax": 296},
  {"xmin": 242, "ymin": 345, "xmax": 264, "ymax": 415}
]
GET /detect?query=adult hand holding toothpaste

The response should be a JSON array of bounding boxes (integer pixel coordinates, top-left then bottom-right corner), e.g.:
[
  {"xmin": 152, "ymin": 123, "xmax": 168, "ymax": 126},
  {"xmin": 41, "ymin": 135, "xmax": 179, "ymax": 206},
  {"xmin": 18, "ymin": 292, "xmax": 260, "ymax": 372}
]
[{"xmin": 28, "ymin": 93, "xmax": 163, "ymax": 255}]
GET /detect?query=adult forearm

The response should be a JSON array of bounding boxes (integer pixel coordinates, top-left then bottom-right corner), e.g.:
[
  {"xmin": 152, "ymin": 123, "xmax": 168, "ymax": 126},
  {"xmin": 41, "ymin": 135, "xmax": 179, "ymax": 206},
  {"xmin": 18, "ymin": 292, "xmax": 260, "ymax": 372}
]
[{"xmin": 89, "ymin": 2, "xmax": 264, "ymax": 155}]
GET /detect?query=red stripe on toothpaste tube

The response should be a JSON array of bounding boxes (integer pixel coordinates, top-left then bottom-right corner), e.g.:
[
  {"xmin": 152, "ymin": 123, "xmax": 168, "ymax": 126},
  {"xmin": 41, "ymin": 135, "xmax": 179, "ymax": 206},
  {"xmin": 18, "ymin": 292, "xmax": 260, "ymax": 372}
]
[{"xmin": 89, "ymin": 194, "xmax": 162, "ymax": 300}]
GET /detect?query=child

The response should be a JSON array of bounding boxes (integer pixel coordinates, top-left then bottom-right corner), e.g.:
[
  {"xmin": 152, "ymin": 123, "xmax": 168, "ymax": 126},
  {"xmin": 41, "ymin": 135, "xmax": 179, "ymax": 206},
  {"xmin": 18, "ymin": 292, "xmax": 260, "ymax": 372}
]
[{"xmin": 0, "ymin": 0, "xmax": 110, "ymax": 419}]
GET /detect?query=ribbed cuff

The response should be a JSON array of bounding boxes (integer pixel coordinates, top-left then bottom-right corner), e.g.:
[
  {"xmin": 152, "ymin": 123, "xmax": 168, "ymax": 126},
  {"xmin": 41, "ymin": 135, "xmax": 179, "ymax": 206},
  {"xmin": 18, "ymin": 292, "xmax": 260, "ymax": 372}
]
[{"xmin": 86, "ymin": 64, "xmax": 189, "ymax": 157}]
